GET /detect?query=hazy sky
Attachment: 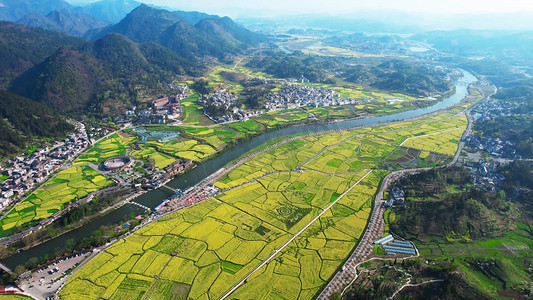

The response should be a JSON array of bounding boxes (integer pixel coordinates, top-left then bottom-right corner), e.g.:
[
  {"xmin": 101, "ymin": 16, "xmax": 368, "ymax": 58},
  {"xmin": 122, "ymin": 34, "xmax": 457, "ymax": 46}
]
[{"xmin": 70, "ymin": 0, "xmax": 533, "ymax": 17}]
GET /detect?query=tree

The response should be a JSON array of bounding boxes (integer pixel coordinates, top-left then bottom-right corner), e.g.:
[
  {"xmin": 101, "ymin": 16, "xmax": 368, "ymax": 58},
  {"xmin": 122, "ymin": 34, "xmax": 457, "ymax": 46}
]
[{"xmin": 191, "ymin": 80, "xmax": 212, "ymax": 95}]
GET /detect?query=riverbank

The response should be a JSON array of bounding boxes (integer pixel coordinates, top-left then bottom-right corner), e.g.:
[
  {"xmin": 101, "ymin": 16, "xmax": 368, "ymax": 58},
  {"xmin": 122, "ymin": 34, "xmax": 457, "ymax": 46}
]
[{"xmin": 1, "ymin": 70, "xmax": 476, "ymax": 270}]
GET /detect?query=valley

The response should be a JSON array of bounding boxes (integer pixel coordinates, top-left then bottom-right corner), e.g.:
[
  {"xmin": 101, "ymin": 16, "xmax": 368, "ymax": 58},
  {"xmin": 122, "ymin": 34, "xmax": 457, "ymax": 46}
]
[{"xmin": 0, "ymin": 1, "xmax": 531, "ymax": 300}]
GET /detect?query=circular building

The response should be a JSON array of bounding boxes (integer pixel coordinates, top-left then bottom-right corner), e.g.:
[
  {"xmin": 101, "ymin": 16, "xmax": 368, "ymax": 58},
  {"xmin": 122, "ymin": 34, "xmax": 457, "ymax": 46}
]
[{"xmin": 101, "ymin": 157, "xmax": 132, "ymax": 171}]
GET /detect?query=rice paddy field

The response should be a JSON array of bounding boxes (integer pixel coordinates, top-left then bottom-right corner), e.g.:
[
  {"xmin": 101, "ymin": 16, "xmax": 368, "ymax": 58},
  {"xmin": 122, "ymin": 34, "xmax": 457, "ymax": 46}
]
[
  {"xmin": 60, "ymin": 113, "xmax": 467, "ymax": 300},
  {"xmin": 0, "ymin": 166, "xmax": 113, "ymax": 236}
]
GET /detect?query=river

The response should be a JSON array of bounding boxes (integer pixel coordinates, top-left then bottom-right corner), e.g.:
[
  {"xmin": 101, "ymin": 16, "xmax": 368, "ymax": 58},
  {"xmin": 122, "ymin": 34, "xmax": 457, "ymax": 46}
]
[{"xmin": 1, "ymin": 70, "xmax": 476, "ymax": 269}]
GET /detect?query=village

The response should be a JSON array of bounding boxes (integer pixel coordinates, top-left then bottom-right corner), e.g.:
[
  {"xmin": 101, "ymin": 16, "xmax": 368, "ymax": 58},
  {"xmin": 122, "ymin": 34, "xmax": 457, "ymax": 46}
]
[
  {"xmin": 200, "ymin": 83, "xmax": 364, "ymax": 123},
  {"xmin": 466, "ymin": 98, "xmax": 525, "ymax": 159},
  {"xmin": 0, "ymin": 122, "xmax": 90, "ymax": 212},
  {"xmin": 118, "ymin": 85, "xmax": 189, "ymax": 126},
  {"xmin": 264, "ymin": 84, "xmax": 362, "ymax": 110}
]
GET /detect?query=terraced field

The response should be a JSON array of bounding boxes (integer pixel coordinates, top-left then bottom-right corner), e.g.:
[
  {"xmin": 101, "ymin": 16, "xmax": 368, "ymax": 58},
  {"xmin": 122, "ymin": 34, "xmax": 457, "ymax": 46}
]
[
  {"xmin": 0, "ymin": 166, "xmax": 113, "ymax": 236},
  {"xmin": 60, "ymin": 113, "xmax": 467, "ymax": 300}
]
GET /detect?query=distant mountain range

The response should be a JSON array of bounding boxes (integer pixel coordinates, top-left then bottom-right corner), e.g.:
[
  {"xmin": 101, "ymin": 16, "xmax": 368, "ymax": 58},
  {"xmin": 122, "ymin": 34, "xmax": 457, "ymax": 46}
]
[
  {"xmin": 8, "ymin": 32, "xmax": 200, "ymax": 113},
  {"xmin": 77, "ymin": 0, "xmax": 143, "ymax": 23},
  {"xmin": 0, "ymin": 0, "xmax": 140, "ymax": 24},
  {"xmin": 18, "ymin": 10, "xmax": 108, "ymax": 37},
  {"xmin": 0, "ymin": 0, "xmax": 252, "ymax": 38},
  {"xmin": 89, "ymin": 5, "xmax": 264, "ymax": 60},
  {"xmin": 0, "ymin": 0, "xmax": 74, "ymax": 22}
]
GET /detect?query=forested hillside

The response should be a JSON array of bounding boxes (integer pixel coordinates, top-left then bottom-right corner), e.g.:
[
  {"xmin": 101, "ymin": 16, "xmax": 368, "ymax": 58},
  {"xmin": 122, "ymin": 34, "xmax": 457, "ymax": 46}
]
[
  {"xmin": 0, "ymin": 91, "xmax": 73, "ymax": 157},
  {"xmin": 9, "ymin": 33, "xmax": 199, "ymax": 114},
  {"xmin": 0, "ymin": 22, "xmax": 84, "ymax": 88}
]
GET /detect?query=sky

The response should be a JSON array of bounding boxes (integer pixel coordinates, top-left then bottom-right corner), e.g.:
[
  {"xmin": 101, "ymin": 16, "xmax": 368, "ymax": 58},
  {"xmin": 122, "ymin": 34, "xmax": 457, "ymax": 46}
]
[
  {"xmin": 69, "ymin": 0, "xmax": 533, "ymax": 17},
  {"xmin": 67, "ymin": 0, "xmax": 533, "ymax": 30}
]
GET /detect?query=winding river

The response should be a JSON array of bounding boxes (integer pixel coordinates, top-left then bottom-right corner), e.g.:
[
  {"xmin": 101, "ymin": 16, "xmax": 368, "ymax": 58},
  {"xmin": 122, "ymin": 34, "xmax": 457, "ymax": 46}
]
[{"xmin": 1, "ymin": 70, "xmax": 476, "ymax": 269}]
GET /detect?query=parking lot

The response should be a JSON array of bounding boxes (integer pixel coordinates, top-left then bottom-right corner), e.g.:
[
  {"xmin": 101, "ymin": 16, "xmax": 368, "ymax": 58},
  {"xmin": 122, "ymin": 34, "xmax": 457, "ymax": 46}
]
[{"xmin": 17, "ymin": 252, "xmax": 90, "ymax": 300}]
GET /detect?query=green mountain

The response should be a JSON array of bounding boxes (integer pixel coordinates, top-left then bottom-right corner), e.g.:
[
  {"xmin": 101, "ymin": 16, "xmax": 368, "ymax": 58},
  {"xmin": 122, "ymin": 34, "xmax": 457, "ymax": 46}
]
[
  {"xmin": 0, "ymin": 21, "xmax": 84, "ymax": 88},
  {"xmin": 18, "ymin": 10, "xmax": 109, "ymax": 37},
  {"xmin": 0, "ymin": 0, "xmax": 74, "ymax": 22},
  {"xmin": 0, "ymin": 90, "xmax": 73, "ymax": 157},
  {"xmin": 89, "ymin": 4, "xmax": 266, "ymax": 60},
  {"xmin": 8, "ymin": 33, "xmax": 199, "ymax": 113},
  {"xmin": 77, "ymin": 0, "xmax": 142, "ymax": 23}
]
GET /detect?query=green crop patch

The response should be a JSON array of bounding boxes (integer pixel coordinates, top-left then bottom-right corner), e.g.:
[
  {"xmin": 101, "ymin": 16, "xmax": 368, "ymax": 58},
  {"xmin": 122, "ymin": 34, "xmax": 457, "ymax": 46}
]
[{"xmin": 61, "ymin": 113, "xmax": 467, "ymax": 300}]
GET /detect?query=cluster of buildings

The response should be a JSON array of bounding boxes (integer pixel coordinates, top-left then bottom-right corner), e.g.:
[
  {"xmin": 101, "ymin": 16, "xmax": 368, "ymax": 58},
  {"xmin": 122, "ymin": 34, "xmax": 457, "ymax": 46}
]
[
  {"xmin": 464, "ymin": 160, "xmax": 506, "ymax": 191},
  {"xmin": 198, "ymin": 86, "xmax": 264, "ymax": 123},
  {"xmin": 384, "ymin": 186, "xmax": 406, "ymax": 208},
  {"xmin": 264, "ymin": 84, "xmax": 361, "ymax": 111},
  {"xmin": 465, "ymin": 136, "xmax": 518, "ymax": 158},
  {"xmin": 469, "ymin": 98, "xmax": 523, "ymax": 159},
  {"xmin": 164, "ymin": 160, "xmax": 194, "ymax": 177},
  {"xmin": 0, "ymin": 123, "xmax": 89, "ymax": 210},
  {"xmin": 198, "ymin": 86, "xmax": 239, "ymax": 110},
  {"xmin": 211, "ymin": 108, "xmax": 263, "ymax": 124},
  {"xmin": 125, "ymin": 85, "xmax": 190, "ymax": 125},
  {"xmin": 374, "ymin": 234, "xmax": 417, "ymax": 256}
]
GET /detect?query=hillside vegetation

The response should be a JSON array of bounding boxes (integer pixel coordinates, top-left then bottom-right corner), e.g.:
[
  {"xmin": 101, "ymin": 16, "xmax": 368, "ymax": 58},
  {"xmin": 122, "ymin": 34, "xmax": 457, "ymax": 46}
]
[
  {"xmin": 8, "ymin": 33, "xmax": 199, "ymax": 114},
  {"xmin": 89, "ymin": 4, "xmax": 266, "ymax": 61},
  {"xmin": 391, "ymin": 167, "xmax": 514, "ymax": 241},
  {"xmin": 0, "ymin": 22, "xmax": 84, "ymax": 88},
  {"xmin": 0, "ymin": 91, "xmax": 73, "ymax": 157}
]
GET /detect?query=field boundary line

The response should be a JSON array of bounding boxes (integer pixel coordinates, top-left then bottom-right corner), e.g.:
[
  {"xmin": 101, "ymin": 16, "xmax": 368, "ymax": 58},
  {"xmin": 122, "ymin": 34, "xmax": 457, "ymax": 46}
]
[
  {"xmin": 400, "ymin": 127, "xmax": 464, "ymax": 147},
  {"xmin": 219, "ymin": 170, "xmax": 373, "ymax": 300}
]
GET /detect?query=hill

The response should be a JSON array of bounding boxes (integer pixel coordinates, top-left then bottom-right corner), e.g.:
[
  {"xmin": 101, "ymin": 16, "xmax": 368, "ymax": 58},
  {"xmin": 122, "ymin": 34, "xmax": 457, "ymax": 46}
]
[
  {"xmin": 89, "ymin": 4, "xmax": 266, "ymax": 60},
  {"xmin": 0, "ymin": 0, "xmax": 73, "ymax": 22},
  {"xmin": 0, "ymin": 22, "xmax": 84, "ymax": 88},
  {"xmin": 8, "ymin": 33, "xmax": 199, "ymax": 113},
  {"xmin": 0, "ymin": 90, "xmax": 73, "ymax": 157},
  {"xmin": 369, "ymin": 60, "xmax": 452, "ymax": 96},
  {"xmin": 18, "ymin": 10, "xmax": 109, "ymax": 37},
  {"xmin": 76, "ymin": 0, "xmax": 142, "ymax": 23},
  {"xmin": 390, "ymin": 167, "xmax": 513, "ymax": 241}
]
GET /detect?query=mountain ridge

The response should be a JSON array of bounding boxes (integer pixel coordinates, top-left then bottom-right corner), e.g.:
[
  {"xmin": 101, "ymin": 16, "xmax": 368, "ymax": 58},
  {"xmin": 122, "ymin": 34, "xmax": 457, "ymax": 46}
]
[
  {"xmin": 88, "ymin": 4, "xmax": 266, "ymax": 60},
  {"xmin": 18, "ymin": 10, "xmax": 109, "ymax": 37},
  {"xmin": 8, "ymin": 32, "xmax": 199, "ymax": 114}
]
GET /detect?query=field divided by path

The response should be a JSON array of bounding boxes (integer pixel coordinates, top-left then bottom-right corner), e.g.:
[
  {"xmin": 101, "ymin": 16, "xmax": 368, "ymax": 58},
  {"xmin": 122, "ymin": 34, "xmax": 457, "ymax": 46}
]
[{"xmin": 59, "ymin": 113, "xmax": 467, "ymax": 300}]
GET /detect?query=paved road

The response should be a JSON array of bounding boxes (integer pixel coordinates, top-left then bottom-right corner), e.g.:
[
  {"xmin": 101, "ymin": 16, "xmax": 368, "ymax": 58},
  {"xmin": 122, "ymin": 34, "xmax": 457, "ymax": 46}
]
[
  {"xmin": 318, "ymin": 85, "xmax": 499, "ymax": 298},
  {"xmin": 18, "ymin": 252, "xmax": 90, "ymax": 300}
]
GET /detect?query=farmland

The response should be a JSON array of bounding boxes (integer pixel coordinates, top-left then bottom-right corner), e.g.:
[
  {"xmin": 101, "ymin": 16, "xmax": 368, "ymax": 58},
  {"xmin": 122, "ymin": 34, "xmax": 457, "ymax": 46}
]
[
  {"xmin": 74, "ymin": 133, "xmax": 136, "ymax": 165},
  {"xmin": 60, "ymin": 112, "xmax": 467, "ymax": 299},
  {"xmin": 180, "ymin": 93, "xmax": 214, "ymax": 126},
  {"xmin": 0, "ymin": 166, "xmax": 113, "ymax": 236}
]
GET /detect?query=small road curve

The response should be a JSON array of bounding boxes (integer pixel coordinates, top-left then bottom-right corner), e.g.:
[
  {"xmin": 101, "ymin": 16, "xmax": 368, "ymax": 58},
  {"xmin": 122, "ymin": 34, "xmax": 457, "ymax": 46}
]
[
  {"xmin": 318, "ymin": 110, "xmax": 491, "ymax": 298},
  {"xmin": 219, "ymin": 170, "xmax": 374, "ymax": 300},
  {"xmin": 388, "ymin": 279, "xmax": 445, "ymax": 300}
]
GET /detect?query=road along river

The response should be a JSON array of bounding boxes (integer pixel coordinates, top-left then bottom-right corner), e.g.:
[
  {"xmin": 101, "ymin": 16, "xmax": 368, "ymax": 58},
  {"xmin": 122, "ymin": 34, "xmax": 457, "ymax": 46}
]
[{"xmin": 1, "ymin": 70, "xmax": 476, "ymax": 269}]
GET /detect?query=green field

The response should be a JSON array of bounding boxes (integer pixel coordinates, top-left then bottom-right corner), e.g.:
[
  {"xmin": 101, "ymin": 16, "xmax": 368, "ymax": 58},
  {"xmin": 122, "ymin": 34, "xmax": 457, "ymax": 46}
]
[
  {"xmin": 74, "ymin": 133, "xmax": 136, "ymax": 165},
  {"xmin": 181, "ymin": 94, "xmax": 214, "ymax": 126},
  {"xmin": 401, "ymin": 114, "xmax": 467, "ymax": 156},
  {"xmin": 413, "ymin": 227, "xmax": 533, "ymax": 299},
  {"xmin": 0, "ymin": 166, "xmax": 113, "ymax": 236},
  {"xmin": 60, "ymin": 112, "xmax": 468, "ymax": 299}
]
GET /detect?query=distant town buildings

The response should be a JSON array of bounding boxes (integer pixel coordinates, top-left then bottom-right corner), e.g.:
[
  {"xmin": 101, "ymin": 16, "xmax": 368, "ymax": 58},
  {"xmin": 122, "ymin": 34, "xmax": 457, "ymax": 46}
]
[
  {"xmin": 0, "ymin": 122, "xmax": 90, "ymax": 211},
  {"xmin": 264, "ymin": 84, "xmax": 361, "ymax": 111}
]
